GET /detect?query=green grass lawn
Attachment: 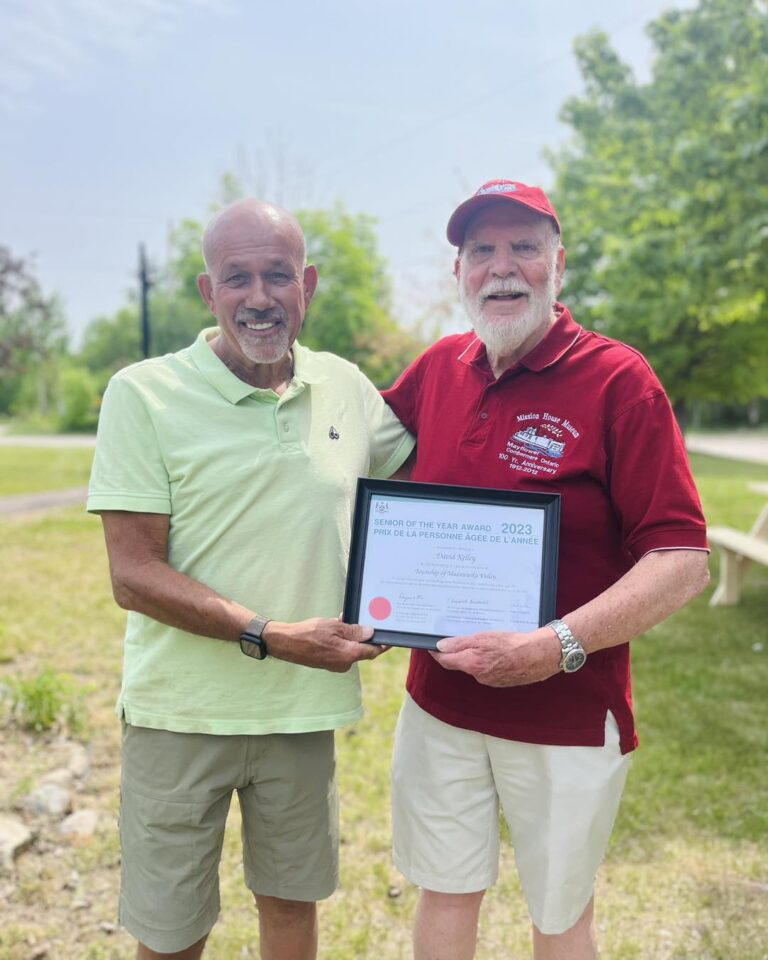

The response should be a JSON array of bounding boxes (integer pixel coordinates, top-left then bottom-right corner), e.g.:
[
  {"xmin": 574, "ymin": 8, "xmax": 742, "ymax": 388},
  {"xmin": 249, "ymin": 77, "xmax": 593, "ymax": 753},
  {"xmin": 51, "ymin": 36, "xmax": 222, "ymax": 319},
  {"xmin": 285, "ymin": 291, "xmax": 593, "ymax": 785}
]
[
  {"xmin": 0, "ymin": 447, "xmax": 94, "ymax": 497},
  {"xmin": 0, "ymin": 452, "xmax": 766, "ymax": 959}
]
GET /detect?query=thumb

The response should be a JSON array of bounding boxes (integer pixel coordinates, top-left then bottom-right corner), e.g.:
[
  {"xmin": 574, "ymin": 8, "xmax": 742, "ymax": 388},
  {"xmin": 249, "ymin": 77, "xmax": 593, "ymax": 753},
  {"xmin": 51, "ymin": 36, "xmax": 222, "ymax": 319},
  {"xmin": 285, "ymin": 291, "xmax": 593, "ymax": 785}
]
[
  {"xmin": 436, "ymin": 634, "xmax": 471, "ymax": 653},
  {"xmin": 339, "ymin": 622, "xmax": 375, "ymax": 642}
]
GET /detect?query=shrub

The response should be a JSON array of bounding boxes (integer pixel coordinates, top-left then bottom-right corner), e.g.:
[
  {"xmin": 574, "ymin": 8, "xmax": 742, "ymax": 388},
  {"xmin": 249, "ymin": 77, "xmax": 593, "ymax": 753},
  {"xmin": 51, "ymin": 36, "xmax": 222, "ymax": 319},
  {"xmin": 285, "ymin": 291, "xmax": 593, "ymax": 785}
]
[
  {"xmin": 57, "ymin": 367, "xmax": 99, "ymax": 432},
  {"xmin": 7, "ymin": 666, "xmax": 85, "ymax": 734}
]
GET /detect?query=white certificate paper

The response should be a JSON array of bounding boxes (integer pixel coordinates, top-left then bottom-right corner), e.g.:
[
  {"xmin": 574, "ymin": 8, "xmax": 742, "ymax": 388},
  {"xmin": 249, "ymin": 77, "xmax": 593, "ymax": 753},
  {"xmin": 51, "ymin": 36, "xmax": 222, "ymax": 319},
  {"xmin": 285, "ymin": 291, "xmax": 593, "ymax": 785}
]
[{"xmin": 357, "ymin": 492, "xmax": 549, "ymax": 638}]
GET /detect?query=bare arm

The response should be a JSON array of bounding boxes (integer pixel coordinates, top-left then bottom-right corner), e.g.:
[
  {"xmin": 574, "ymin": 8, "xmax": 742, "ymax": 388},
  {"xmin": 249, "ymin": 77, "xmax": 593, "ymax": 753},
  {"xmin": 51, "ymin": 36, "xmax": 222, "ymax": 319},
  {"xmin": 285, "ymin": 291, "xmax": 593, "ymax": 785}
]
[
  {"xmin": 433, "ymin": 549, "xmax": 710, "ymax": 687},
  {"xmin": 100, "ymin": 511, "xmax": 382, "ymax": 673}
]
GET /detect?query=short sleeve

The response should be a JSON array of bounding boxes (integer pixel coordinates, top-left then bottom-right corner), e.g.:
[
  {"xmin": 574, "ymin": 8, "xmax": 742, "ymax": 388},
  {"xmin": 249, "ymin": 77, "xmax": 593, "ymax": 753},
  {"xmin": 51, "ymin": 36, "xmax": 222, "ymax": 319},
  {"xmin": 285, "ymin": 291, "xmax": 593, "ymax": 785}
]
[
  {"xmin": 606, "ymin": 391, "xmax": 708, "ymax": 559},
  {"xmin": 381, "ymin": 354, "xmax": 424, "ymax": 436},
  {"xmin": 87, "ymin": 375, "xmax": 172, "ymax": 514},
  {"xmin": 357, "ymin": 373, "xmax": 415, "ymax": 478}
]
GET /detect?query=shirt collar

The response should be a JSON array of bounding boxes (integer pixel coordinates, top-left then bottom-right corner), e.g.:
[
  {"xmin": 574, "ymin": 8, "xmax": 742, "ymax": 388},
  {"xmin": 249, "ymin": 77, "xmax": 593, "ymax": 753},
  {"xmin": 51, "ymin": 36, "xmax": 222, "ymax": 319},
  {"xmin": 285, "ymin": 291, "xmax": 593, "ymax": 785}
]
[
  {"xmin": 190, "ymin": 328, "xmax": 326, "ymax": 404},
  {"xmin": 457, "ymin": 304, "xmax": 583, "ymax": 378}
]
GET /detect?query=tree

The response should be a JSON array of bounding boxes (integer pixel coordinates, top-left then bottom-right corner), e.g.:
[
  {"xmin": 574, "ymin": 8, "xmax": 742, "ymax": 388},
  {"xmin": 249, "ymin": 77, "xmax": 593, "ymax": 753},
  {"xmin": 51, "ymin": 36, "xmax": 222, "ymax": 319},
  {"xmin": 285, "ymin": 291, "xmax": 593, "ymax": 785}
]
[
  {"xmin": 56, "ymin": 364, "xmax": 100, "ymax": 431},
  {"xmin": 79, "ymin": 306, "xmax": 142, "ymax": 379},
  {"xmin": 548, "ymin": 0, "xmax": 768, "ymax": 425},
  {"xmin": 79, "ymin": 220, "xmax": 211, "ymax": 381},
  {"xmin": 0, "ymin": 246, "xmax": 67, "ymax": 415},
  {"xmin": 148, "ymin": 219, "xmax": 211, "ymax": 357},
  {"xmin": 298, "ymin": 206, "xmax": 423, "ymax": 386}
]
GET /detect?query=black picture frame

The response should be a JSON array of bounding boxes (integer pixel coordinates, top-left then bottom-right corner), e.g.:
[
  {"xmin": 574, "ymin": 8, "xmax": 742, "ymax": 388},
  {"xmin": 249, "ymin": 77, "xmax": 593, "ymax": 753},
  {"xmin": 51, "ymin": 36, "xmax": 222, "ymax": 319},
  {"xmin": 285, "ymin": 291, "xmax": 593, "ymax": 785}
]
[{"xmin": 343, "ymin": 478, "xmax": 560, "ymax": 650}]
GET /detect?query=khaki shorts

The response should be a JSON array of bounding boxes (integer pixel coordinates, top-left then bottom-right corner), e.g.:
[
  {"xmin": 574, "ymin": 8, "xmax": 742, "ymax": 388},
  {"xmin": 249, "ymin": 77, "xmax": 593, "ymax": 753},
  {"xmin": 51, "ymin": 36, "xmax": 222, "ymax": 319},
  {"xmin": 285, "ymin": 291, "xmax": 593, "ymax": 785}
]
[
  {"xmin": 119, "ymin": 723, "xmax": 338, "ymax": 954},
  {"xmin": 391, "ymin": 695, "xmax": 631, "ymax": 935}
]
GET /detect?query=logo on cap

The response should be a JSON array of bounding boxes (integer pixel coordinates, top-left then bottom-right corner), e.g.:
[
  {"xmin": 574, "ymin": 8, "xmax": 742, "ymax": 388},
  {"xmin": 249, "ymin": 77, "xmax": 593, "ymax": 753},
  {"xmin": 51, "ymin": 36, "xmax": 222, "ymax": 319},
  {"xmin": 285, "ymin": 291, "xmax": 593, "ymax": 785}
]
[{"xmin": 477, "ymin": 182, "xmax": 517, "ymax": 196}]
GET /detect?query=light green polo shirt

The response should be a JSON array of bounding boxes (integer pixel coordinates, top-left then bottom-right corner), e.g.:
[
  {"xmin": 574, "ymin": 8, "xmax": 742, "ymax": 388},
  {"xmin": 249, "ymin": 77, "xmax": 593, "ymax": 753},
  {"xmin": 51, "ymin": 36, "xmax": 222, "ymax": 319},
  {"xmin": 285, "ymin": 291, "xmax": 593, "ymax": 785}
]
[{"xmin": 87, "ymin": 328, "xmax": 414, "ymax": 735}]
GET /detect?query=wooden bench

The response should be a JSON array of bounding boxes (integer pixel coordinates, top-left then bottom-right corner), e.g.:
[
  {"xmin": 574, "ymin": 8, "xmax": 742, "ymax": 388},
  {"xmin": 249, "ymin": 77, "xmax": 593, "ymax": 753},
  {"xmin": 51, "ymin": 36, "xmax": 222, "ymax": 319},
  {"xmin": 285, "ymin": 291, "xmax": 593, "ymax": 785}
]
[{"xmin": 708, "ymin": 499, "xmax": 768, "ymax": 606}]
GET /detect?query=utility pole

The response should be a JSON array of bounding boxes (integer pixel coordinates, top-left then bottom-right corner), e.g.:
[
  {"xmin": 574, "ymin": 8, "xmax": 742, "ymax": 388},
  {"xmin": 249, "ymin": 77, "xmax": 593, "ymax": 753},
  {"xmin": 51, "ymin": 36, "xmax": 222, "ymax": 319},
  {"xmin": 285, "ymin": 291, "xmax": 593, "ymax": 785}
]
[{"xmin": 139, "ymin": 243, "xmax": 152, "ymax": 359}]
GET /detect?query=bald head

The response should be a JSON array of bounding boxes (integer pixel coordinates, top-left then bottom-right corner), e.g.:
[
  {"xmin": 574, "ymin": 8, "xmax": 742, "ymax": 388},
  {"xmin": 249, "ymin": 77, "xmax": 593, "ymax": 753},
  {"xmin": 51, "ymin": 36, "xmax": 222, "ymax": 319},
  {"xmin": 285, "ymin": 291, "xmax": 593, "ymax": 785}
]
[
  {"xmin": 196, "ymin": 197, "xmax": 318, "ymax": 387},
  {"xmin": 202, "ymin": 199, "xmax": 306, "ymax": 275}
]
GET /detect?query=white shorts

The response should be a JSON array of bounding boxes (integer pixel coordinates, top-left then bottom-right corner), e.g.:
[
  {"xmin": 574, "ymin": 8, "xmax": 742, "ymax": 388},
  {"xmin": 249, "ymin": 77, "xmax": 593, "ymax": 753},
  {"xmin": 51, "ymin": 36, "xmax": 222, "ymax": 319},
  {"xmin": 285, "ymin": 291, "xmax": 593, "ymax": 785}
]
[{"xmin": 391, "ymin": 695, "xmax": 631, "ymax": 935}]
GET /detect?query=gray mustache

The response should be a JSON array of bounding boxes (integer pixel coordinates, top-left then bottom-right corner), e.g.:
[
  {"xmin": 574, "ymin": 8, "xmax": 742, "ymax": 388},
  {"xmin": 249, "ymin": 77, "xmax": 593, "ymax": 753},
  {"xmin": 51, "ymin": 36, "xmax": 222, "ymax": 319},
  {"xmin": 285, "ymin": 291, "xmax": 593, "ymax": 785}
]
[{"xmin": 235, "ymin": 307, "xmax": 287, "ymax": 323}]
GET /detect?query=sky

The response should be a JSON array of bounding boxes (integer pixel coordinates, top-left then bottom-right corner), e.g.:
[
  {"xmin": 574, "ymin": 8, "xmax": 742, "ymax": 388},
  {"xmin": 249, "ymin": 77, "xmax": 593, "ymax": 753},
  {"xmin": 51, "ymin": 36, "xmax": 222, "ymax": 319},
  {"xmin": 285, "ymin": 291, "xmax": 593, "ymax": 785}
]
[{"xmin": 1, "ymin": 0, "xmax": 694, "ymax": 346}]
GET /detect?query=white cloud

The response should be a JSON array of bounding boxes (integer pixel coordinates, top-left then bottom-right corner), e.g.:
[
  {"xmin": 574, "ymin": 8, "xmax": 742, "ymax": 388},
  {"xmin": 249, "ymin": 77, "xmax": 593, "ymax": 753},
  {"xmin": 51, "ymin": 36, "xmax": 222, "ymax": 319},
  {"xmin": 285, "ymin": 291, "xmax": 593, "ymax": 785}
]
[{"xmin": 0, "ymin": 0, "xmax": 231, "ymax": 115}]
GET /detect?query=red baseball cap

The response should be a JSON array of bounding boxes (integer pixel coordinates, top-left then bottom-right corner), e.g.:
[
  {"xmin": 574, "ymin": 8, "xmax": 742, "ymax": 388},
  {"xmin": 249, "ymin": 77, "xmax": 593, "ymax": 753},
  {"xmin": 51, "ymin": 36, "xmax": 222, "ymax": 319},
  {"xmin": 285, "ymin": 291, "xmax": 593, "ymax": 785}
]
[{"xmin": 446, "ymin": 179, "xmax": 561, "ymax": 247}]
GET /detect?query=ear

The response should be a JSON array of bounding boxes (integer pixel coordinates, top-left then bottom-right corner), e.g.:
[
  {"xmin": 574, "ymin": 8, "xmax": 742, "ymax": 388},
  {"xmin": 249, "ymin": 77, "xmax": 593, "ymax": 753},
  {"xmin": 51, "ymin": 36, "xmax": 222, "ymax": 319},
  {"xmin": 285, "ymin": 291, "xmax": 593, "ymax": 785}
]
[
  {"xmin": 554, "ymin": 245, "xmax": 566, "ymax": 296},
  {"xmin": 303, "ymin": 264, "xmax": 318, "ymax": 307},
  {"xmin": 453, "ymin": 256, "xmax": 461, "ymax": 283},
  {"xmin": 197, "ymin": 273, "xmax": 216, "ymax": 316}
]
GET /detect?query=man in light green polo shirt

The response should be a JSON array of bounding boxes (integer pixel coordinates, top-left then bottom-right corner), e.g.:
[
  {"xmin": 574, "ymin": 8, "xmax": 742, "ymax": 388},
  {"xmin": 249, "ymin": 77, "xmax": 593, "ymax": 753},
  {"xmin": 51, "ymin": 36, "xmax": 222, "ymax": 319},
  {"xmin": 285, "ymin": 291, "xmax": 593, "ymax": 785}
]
[{"xmin": 87, "ymin": 199, "xmax": 414, "ymax": 960}]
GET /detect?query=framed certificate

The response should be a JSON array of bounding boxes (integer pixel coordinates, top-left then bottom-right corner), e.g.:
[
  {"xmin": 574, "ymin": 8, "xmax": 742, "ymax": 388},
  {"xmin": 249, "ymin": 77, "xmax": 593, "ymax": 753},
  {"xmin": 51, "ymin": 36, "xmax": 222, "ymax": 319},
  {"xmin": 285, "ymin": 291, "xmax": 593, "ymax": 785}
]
[{"xmin": 343, "ymin": 479, "xmax": 560, "ymax": 650}]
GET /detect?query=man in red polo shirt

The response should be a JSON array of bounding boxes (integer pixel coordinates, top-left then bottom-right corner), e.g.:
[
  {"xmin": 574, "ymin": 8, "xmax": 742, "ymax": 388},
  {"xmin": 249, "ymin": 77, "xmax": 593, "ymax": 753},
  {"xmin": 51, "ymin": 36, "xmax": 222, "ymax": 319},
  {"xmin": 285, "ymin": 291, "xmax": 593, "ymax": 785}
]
[{"xmin": 382, "ymin": 180, "xmax": 710, "ymax": 960}]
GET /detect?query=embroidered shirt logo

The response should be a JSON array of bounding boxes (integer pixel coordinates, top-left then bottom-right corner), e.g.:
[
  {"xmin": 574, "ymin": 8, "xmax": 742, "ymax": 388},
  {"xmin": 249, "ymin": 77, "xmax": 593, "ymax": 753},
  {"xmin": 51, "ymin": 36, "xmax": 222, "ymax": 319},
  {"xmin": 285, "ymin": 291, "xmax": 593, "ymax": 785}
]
[
  {"xmin": 513, "ymin": 426, "xmax": 565, "ymax": 458},
  {"xmin": 328, "ymin": 426, "xmax": 340, "ymax": 440},
  {"xmin": 498, "ymin": 412, "xmax": 580, "ymax": 478}
]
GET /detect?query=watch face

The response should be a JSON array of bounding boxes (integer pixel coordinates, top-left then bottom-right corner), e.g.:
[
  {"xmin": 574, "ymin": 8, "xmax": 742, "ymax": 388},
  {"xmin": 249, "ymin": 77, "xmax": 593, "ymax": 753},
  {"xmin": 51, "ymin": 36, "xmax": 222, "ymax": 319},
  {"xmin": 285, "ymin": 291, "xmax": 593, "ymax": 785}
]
[
  {"xmin": 240, "ymin": 636, "xmax": 267, "ymax": 660},
  {"xmin": 563, "ymin": 648, "xmax": 587, "ymax": 673}
]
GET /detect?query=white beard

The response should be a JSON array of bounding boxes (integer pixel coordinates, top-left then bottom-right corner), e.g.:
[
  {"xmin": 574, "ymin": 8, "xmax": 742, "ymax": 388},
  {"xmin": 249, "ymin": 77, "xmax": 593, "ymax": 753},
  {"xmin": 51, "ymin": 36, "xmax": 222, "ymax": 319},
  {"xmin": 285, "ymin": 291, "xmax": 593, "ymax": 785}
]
[{"xmin": 459, "ymin": 265, "xmax": 558, "ymax": 359}]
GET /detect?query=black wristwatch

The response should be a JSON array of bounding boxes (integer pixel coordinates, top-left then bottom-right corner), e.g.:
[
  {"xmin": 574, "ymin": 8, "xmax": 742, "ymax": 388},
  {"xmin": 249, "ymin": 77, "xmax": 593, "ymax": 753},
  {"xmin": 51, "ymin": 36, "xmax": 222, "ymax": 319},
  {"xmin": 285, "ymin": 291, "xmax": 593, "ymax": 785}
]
[{"xmin": 239, "ymin": 615, "xmax": 271, "ymax": 660}]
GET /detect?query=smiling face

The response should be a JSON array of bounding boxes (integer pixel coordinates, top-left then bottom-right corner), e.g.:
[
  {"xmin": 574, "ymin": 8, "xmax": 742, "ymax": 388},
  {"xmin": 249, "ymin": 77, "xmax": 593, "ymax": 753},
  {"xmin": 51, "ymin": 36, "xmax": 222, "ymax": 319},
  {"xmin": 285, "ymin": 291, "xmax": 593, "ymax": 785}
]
[
  {"xmin": 197, "ymin": 201, "xmax": 317, "ymax": 389},
  {"xmin": 456, "ymin": 204, "xmax": 565, "ymax": 374}
]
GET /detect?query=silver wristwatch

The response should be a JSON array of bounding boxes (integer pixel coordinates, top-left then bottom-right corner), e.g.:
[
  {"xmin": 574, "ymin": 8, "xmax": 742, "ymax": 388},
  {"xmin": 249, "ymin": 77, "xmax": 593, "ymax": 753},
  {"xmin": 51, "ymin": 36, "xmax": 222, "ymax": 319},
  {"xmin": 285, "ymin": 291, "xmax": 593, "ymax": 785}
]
[{"xmin": 546, "ymin": 619, "xmax": 587, "ymax": 673}]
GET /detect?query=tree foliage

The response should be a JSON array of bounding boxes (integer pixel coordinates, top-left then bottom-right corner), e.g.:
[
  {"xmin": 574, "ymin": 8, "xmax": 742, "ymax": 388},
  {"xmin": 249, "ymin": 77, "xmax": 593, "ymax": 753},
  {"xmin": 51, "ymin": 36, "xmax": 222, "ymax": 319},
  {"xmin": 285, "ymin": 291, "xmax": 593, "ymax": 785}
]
[
  {"xmin": 298, "ymin": 206, "xmax": 423, "ymax": 386},
  {"xmin": 549, "ymin": 0, "xmax": 768, "ymax": 422},
  {"xmin": 143, "ymin": 220, "xmax": 213, "ymax": 360},
  {"xmin": 0, "ymin": 246, "xmax": 67, "ymax": 414},
  {"xmin": 79, "ymin": 306, "xmax": 142, "ymax": 378},
  {"xmin": 79, "ymin": 219, "xmax": 212, "ymax": 382}
]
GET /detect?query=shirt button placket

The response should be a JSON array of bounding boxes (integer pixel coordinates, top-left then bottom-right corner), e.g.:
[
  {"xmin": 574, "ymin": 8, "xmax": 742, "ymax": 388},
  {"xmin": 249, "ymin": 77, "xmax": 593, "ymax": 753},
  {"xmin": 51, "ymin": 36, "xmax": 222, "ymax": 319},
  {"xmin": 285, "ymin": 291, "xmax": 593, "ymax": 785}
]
[{"xmin": 275, "ymin": 406, "xmax": 290, "ymax": 442}]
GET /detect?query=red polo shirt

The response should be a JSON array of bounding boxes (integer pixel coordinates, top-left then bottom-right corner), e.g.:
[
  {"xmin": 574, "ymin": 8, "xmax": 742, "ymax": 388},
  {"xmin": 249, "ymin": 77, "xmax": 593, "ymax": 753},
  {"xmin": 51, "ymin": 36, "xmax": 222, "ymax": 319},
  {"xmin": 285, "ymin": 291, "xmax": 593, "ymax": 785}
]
[{"xmin": 383, "ymin": 306, "xmax": 707, "ymax": 753}]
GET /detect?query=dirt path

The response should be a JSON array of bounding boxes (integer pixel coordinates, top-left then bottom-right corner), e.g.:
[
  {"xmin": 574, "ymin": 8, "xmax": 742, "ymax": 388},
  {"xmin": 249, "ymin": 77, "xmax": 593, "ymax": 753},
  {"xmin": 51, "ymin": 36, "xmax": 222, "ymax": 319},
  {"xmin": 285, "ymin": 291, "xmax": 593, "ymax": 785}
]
[
  {"xmin": 0, "ymin": 487, "xmax": 88, "ymax": 517},
  {"xmin": 0, "ymin": 432, "xmax": 96, "ymax": 449},
  {"xmin": 685, "ymin": 432, "xmax": 768, "ymax": 466}
]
